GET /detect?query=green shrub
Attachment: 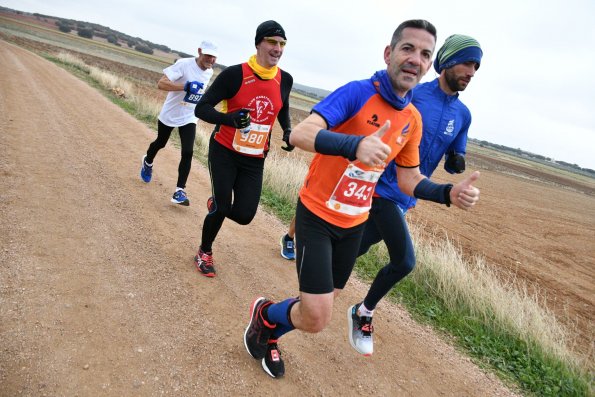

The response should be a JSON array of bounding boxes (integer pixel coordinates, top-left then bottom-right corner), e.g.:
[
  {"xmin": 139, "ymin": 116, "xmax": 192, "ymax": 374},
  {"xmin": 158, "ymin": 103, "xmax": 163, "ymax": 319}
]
[
  {"xmin": 134, "ymin": 44, "xmax": 153, "ymax": 55},
  {"xmin": 77, "ymin": 28, "xmax": 93, "ymax": 39}
]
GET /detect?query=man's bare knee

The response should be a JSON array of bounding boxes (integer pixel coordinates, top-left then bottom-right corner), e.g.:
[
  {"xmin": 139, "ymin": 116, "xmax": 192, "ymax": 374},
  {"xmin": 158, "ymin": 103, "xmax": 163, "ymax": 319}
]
[{"xmin": 292, "ymin": 292, "xmax": 334, "ymax": 333}]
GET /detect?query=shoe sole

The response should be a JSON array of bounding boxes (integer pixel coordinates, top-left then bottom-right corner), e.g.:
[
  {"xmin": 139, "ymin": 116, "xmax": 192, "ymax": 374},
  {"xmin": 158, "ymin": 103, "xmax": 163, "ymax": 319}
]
[
  {"xmin": 244, "ymin": 297, "xmax": 266, "ymax": 359},
  {"xmin": 347, "ymin": 305, "xmax": 373, "ymax": 356},
  {"xmin": 140, "ymin": 155, "xmax": 151, "ymax": 183},
  {"xmin": 279, "ymin": 236, "xmax": 295, "ymax": 260},
  {"xmin": 194, "ymin": 255, "xmax": 215, "ymax": 277},
  {"xmin": 171, "ymin": 198, "xmax": 190, "ymax": 206}
]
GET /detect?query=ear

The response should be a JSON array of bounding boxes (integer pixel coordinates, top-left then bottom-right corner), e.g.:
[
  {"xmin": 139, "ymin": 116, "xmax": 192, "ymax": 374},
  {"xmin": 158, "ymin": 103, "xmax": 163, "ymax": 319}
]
[{"xmin": 383, "ymin": 45, "xmax": 391, "ymax": 65}]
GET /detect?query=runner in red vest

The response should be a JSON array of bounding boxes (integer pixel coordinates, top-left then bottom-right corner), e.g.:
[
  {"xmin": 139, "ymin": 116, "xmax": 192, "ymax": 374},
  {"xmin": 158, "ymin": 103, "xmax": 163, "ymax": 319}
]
[
  {"xmin": 243, "ymin": 20, "xmax": 480, "ymax": 378},
  {"xmin": 193, "ymin": 21, "xmax": 294, "ymax": 277}
]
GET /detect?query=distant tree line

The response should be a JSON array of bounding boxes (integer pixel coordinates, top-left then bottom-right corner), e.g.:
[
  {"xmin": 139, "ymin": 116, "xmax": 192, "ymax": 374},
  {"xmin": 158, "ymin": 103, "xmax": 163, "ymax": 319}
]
[
  {"xmin": 42, "ymin": 13, "xmax": 195, "ymax": 57},
  {"xmin": 293, "ymin": 87, "xmax": 326, "ymax": 100},
  {"xmin": 4, "ymin": 8, "xmax": 196, "ymax": 58}
]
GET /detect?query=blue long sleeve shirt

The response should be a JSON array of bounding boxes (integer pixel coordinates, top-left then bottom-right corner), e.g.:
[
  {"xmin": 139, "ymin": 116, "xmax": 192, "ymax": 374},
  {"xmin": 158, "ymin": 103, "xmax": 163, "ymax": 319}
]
[{"xmin": 374, "ymin": 78, "xmax": 472, "ymax": 211}]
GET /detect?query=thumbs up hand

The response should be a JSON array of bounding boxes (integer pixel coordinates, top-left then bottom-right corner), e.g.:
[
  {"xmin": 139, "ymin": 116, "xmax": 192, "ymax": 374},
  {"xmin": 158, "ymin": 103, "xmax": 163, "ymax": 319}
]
[
  {"xmin": 450, "ymin": 171, "xmax": 481, "ymax": 210},
  {"xmin": 356, "ymin": 120, "xmax": 392, "ymax": 167}
]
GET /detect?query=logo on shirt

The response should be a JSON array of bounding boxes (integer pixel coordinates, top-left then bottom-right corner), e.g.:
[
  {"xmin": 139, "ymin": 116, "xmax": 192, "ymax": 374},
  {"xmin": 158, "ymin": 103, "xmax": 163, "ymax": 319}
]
[
  {"xmin": 444, "ymin": 120, "xmax": 455, "ymax": 136},
  {"xmin": 367, "ymin": 114, "xmax": 380, "ymax": 127},
  {"xmin": 401, "ymin": 123, "xmax": 410, "ymax": 136},
  {"xmin": 396, "ymin": 122, "xmax": 410, "ymax": 146},
  {"xmin": 246, "ymin": 95, "xmax": 275, "ymax": 123}
]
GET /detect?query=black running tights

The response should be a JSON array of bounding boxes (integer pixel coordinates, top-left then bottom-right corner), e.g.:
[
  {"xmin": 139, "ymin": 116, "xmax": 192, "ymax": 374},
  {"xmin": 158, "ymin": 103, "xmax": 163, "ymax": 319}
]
[
  {"xmin": 146, "ymin": 120, "xmax": 196, "ymax": 189},
  {"xmin": 200, "ymin": 134, "xmax": 264, "ymax": 252},
  {"xmin": 357, "ymin": 197, "xmax": 416, "ymax": 310}
]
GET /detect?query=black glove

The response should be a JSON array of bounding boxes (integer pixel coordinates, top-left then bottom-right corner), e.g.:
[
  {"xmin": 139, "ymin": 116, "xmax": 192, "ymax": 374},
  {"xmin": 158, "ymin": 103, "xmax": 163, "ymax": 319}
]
[
  {"xmin": 281, "ymin": 128, "xmax": 294, "ymax": 152},
  {"xmin": 444, "ymin": 152, "xmax": 466, "ymax": 174},
  {"xmin": 227, "ymin": 109, "xmax": 251, "ymax": 129}
]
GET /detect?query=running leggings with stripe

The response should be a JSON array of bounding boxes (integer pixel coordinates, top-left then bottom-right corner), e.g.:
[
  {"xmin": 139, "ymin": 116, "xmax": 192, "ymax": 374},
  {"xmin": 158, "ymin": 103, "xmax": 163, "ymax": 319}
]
[
  {"xmin": 146, "ymin": 119, "xmax": 196, "ymax": 189},
  {"xmin": 200, "ymin": 134, "xmax": 264, "ymax": 252},
  {"xmin": 358, "ymin": 197, "xmax": 416, "ymax": 310}
]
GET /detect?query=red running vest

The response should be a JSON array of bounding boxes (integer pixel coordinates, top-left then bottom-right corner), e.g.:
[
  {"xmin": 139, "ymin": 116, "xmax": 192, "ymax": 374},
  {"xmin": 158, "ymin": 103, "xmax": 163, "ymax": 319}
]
[{"xmin": 214, "ymin": 63, "xmax": 284, "ymax": 158}]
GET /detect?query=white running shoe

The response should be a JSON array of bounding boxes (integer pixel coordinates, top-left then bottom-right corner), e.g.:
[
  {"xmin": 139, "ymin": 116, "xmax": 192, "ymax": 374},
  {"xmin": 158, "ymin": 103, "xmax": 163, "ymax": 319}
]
[{"xmin": 347, "ymin": 303, "xmax": 374, "ymax": 356}]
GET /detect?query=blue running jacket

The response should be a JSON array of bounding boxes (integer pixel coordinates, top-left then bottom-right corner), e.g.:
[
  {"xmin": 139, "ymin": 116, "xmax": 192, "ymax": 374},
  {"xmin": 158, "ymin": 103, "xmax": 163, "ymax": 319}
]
[{"xmin": 374, "ymin": 78, "xmax": 472, "ymax": 211}]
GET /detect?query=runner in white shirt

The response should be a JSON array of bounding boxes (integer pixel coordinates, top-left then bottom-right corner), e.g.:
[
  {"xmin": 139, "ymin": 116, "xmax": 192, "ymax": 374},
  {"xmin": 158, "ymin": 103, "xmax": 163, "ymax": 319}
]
[{"xmin": 140, "ymin": 40, "xmax": 218, "ymax": 205}]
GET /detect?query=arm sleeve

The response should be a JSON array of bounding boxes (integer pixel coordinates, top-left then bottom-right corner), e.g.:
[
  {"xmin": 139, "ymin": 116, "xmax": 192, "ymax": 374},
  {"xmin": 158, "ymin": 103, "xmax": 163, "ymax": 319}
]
[
  {"xmin": 276, "ymin": 70, "xmax": 294, "ymax": 131},
  {"xmin": 194, "ymin": 65, "xmax": 243, "ymax": 124}
]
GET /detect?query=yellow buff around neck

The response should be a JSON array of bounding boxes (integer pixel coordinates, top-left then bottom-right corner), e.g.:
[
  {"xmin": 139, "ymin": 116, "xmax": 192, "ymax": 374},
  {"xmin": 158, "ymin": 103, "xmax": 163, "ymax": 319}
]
[{"xmin": 247, "ymin": 55, "xmax": 278, "ymax": 80}]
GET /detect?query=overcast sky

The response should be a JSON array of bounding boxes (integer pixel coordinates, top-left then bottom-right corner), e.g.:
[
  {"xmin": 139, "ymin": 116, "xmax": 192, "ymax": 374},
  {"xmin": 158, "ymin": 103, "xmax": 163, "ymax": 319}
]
[{"xmin": 3, "ymin": 0, "xmax": 594, "ymax": 169}]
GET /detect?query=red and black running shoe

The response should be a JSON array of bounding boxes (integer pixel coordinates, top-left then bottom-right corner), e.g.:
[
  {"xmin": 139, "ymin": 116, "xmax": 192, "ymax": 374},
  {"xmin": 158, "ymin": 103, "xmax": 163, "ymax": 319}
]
[
  {"xmin": 244, "ymin": 297, "xmax": 276, "ymax": 360},
  {"xmin": 194, "ymin": 248, "xmax": 215, "ymax": 277},
  {"xmin": 262, "ymin": 339, "xmax": 285, "ymax": 378}
]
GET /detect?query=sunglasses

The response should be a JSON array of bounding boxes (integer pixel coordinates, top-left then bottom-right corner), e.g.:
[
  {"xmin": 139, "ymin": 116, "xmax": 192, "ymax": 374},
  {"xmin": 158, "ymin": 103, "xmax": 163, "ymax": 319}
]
[{"xmin": 263, "ymin": 37, "xmax": 287, "ymax": 47}]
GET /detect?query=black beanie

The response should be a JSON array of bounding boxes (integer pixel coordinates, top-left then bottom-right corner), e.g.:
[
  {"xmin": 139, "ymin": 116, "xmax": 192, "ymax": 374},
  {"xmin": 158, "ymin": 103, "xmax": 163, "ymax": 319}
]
[{"xmin": 255, "ymin": 20, "xmax": 286, "ymax": 46}]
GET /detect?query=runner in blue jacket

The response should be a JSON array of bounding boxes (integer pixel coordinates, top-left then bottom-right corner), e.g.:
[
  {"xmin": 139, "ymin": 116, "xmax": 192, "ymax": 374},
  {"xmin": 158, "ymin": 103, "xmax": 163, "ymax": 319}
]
[{"xmin": 348, "ymin": 34, "xmax": 483, "ymax": 356}]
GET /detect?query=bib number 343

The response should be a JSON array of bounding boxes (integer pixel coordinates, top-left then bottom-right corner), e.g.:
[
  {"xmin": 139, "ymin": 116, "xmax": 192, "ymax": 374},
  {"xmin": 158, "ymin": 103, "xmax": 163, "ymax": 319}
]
[{"xmin": 327, "ymin": 163, "xmax": 382, "ymax": 215}]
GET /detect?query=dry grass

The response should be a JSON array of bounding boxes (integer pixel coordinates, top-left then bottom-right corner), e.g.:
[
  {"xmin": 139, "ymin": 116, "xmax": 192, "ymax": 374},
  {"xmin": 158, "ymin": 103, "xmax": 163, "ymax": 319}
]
[
  {"xmin": 81, "ymin": 60, "xmax": 161, "ymax": 120},
  {"xmin": 194, "ymin": 124, "xmax": 211, "ymax": 158},
  {"xmin": 56, "ymin": 51, "xmax": 90, "ymax": 72},
  {"xmin": 89, "ymin": 66, "xmax": 134, "ymax": 95},
  {"xmin": 407, "ymin": 222, "xmax": 581, "ymax": 368},
  {"xmin": 127, "ymin": 92, "xmax": 162, "ymax": 120},
  {"xmin": 263, "ymin": 149, "xmax": 308, "ymax": 203}
]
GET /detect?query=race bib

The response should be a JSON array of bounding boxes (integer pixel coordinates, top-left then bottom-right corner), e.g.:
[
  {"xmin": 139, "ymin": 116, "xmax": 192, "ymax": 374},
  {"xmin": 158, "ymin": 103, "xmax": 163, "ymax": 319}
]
[
  {"xmin": 183, "ymin": 92, "xmax": 203, "ymax": 104},
  {"xmin": 326, "ymin": 163, "xmax": 383, "ymax": 216},
  {"xmin": 232, "ymin": 122, "xmax": 271, "ymax": 155}
]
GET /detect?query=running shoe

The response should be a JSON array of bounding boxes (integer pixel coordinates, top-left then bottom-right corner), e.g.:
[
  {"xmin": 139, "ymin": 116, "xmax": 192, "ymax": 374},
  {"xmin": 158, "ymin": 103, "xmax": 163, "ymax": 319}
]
[
  {"xmin": 244, "ymin": 297, "xmax": 276, "ymax": 360},
  {"xmin": 194, "ymin": 248, "xmax": 215, "ymax": 277},
  {"xmin": 140, "ymin": 155, "xmax": 152, "ymax": 183},
  {"xmin": 171, "ymin": 189, "xmax": 190, "ymax": 206},
  {"xmin": 262, "ymin": 339, "xmax": 285, "ymax": 378},
  {"xmin": 347, "ymin": 303, "xmax": 374, "ymax": 356},
  {"xmin": 280, "ymin": 234, "xmax": 295, "ymax": 260}
]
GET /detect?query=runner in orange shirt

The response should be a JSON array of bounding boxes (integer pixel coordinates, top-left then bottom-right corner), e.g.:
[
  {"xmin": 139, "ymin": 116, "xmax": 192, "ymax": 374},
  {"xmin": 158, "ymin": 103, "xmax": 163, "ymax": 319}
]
[{"xmin": 243, "ymin": 19, "xmax": 480, "ymax": 378}]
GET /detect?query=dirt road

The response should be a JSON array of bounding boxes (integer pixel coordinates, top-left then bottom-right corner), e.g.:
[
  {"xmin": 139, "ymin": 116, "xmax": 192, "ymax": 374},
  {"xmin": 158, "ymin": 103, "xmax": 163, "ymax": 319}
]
[{"xmin": 0, "ymin": 41, "xmax": 522, "ymax": 396}]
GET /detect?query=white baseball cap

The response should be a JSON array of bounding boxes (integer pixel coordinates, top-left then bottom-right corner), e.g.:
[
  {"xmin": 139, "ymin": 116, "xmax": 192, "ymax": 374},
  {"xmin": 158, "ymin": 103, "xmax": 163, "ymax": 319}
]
[{"xmin": 200, "ymin": 40, "xmax": 218, "ymax": 57}]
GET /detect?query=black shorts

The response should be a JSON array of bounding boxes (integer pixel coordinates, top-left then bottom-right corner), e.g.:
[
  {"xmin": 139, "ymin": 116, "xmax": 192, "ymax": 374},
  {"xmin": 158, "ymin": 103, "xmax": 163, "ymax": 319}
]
[{"xmin": 295, "ymin": 199, "xmax": 366, "ymax": 294}]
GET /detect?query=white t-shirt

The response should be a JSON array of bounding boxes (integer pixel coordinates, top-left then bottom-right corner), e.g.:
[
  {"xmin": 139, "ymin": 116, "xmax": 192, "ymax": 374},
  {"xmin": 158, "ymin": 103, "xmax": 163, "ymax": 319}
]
[{"xmin": 158, "ymin": 57, "xmax": 214, "ymax": 127}]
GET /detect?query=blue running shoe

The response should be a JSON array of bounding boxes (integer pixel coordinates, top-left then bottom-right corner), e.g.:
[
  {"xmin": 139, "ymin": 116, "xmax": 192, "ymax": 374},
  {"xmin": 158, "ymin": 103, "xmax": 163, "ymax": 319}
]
[
  {"xmin": 280, "ymin": 234, "xmax": 295, "ymax": 260},
  {"xmin": 140, "ymin": 155, "xmax": 152, "ymax": 183},
  {"xmin": 171, "ymin": 189, "xmax": 190, "ymax": 206}
]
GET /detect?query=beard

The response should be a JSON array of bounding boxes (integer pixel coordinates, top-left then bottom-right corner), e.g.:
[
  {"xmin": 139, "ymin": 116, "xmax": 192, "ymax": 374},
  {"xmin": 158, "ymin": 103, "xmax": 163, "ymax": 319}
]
[{"xmin": 444, "ymin": 69, "xmax": 467, "ymax": 92}]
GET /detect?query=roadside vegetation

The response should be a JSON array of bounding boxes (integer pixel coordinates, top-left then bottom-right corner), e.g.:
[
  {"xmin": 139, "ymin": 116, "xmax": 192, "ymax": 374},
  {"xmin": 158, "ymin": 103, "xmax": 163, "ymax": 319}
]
[{"xmin": 47, "ymin": 51, "xmax": 592, "ymax": 397}]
